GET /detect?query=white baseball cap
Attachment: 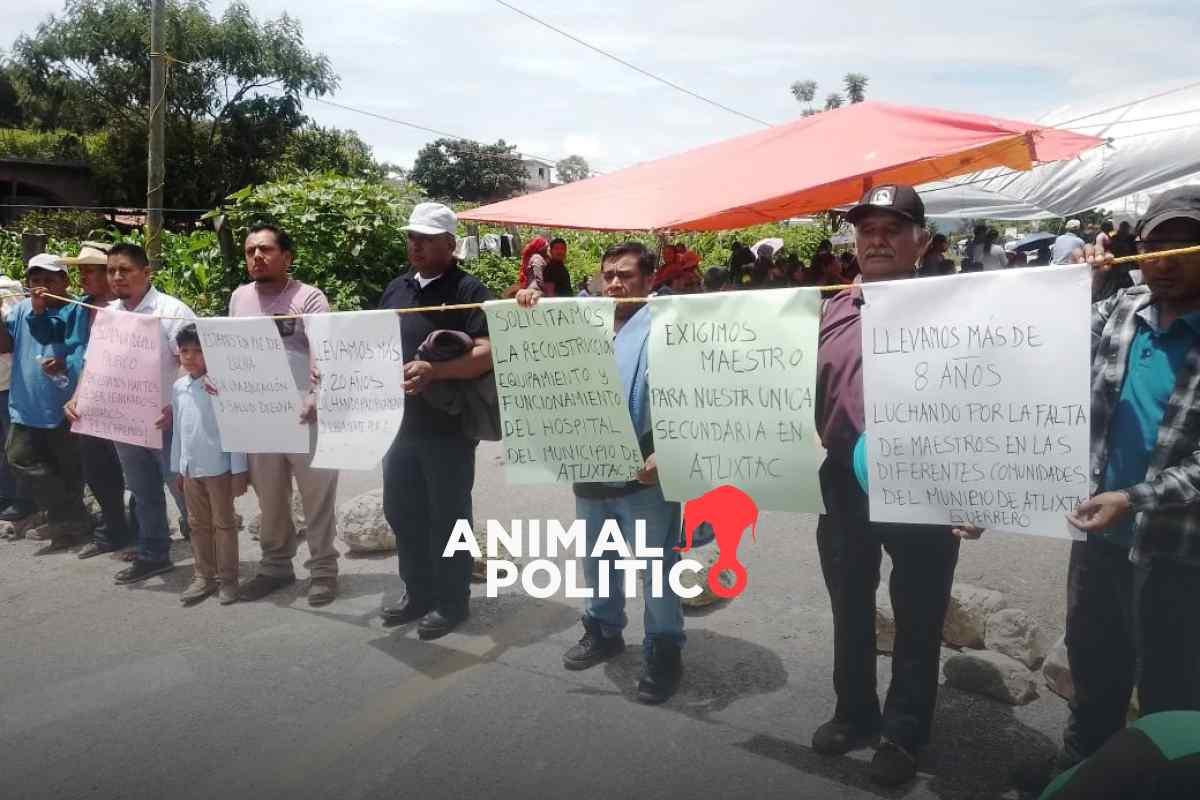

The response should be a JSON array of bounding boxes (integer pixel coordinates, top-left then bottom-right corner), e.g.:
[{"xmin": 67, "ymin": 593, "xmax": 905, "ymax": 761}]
[
  {"xmin": 26, "ymin": 253, "xmax": 68, "ymax": 274},
  {"xmin": 403, "ymin": 202, "xmax": 457, "ymax": 237},
  {"xmin": 1065, "ymin": 219, "xmax": 1081, "ymax": 231}
]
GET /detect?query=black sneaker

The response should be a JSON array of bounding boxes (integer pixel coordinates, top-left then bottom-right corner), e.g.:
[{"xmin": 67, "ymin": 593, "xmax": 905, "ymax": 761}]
[
  {"xmin": 114, "ymin": 559, "xmax": 174, "ymax": 585},
  {"xmin": 636, "ymin": 639, "xmax": 682, "ymax": 704},
  {"xmin": 812, "ymin": 716, "xmax": 881, "ymax": 755},
  {"xmin": 563, "ymin": 620, "xmax": 625, "ymax": 670}
]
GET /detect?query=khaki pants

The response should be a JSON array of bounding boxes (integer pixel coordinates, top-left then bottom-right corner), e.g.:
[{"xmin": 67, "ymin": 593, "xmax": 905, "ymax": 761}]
[
  {"xmin": 248, "ymin": 451, "xmax": 339, "ymax": 579},
  {"xmin": 183, "ymin": 474, "xmax": 239, "ymax": 585}
]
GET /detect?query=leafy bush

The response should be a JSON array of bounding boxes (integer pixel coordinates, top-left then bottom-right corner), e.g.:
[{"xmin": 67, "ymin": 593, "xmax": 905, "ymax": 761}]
[
  {"xmin": 466, "ymin": 252, "xmax": 520, "ymax": 296},
  {"xmin": 214, "ymin": 172, "xmax": 422, "ymax": 310}
]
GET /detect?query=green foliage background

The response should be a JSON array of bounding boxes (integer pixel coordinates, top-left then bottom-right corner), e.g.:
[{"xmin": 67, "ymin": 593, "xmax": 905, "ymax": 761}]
[{"xmin": 0, "ymin": 171, "xmax": 833, "ymax": 312}]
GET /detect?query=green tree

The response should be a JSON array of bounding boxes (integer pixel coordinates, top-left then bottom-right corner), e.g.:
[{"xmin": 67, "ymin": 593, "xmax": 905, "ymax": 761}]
[
  {"xmin": 411, "ymin": 138, "xmax": 527, "ymax": 202},
  {"xmin": 6, "ymin": 0, "xmax": 344, "ymax": 207},
  {"xmin": 555, "ymin": 154, "xmax": 590, "ymax": 183},
  {"xmin": 0, "ymin": 64, "xmax": 22, "ymax": 127},
  {"xmin": 844, "ymin": 73, "xmax": 869, "ymax": 104},
  {"xmin": 274, "ymin": 124, "xmax": 384, "ymax": 180},
  {"xmin": 790, "ymin": 74, "xmax": 869, "ymax": 115},
  {"xmin": 210, "ymin": 172, "xmax": 419, "ymax": 310}
]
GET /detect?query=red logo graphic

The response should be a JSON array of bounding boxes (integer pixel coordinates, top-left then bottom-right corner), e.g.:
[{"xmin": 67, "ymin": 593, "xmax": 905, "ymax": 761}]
[{"xmin": 676, "ymin": 485, "xmax": 759, "ymax": 599}]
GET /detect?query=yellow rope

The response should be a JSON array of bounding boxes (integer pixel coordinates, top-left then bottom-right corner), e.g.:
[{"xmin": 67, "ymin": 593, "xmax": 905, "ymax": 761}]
[{"xmin": 12, "ymin": 243, "xmax": 1199, "ymax": 321}]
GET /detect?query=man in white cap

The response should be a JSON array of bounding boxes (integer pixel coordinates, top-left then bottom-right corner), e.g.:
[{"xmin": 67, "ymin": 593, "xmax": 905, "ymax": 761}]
[
  {"xmin": 0, "ymin": 253, "xmax": 92, "ymax": 549},
  {"xmin": 0, "ymin": 271, "xmax": 37, "ymax": 536},
  {"xmin": 1052, "ymin": 219, "xmax": 1086, "ymax": 264},
  {"xmin": 377, "ymin": 202, "xmax": 493, "ymax": 639},
  {"xmin": 62, "ymin": 243, "xmax": 134, "ymax": 558}
]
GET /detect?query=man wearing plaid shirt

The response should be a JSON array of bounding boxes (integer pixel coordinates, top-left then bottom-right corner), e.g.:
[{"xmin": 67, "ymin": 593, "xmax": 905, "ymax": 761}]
[{"xmin": 1058, "ymin": 186, "xmax": 1200, "ymax": 770}]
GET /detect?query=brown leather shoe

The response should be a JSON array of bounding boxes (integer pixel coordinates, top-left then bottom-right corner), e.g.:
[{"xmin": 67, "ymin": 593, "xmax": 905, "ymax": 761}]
[{"xmin": 307, "ymin": 576, "xmax": 337, "ymax": 607}]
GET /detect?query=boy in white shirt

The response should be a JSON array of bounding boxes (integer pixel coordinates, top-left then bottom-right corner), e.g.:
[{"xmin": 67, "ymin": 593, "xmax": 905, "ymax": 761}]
[{"xmin": 169, "ymin": 325, "xmax": 248, "ymax": 605}]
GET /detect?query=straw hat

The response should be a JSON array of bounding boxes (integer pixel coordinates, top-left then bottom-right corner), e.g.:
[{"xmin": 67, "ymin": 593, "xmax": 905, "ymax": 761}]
[{"xmin": 62, "ymin": 242, "xmax": 111, "ymax": 266}]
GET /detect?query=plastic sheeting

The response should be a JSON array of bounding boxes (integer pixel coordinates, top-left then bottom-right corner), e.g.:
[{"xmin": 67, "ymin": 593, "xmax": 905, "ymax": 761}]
[{"xmin": 919, "ymin": 81, "xmax": 1200, "ymax": 220}]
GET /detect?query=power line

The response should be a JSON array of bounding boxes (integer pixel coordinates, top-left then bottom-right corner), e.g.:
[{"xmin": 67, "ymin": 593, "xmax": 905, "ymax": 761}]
[
  {"xmin": 307, "ymin": 96, "xmax": 603, "ymax": 174},
  {"xmin": 1049, "ymin": 80, "xmax": 1200, "ymax": 127},
  {"xmin": 491, "ymin": 0, "xmax": 771, "ymax": 128},
  {"xmin": 1065, "ymin": 106, "xmax": 1200, "ymax": 130}
]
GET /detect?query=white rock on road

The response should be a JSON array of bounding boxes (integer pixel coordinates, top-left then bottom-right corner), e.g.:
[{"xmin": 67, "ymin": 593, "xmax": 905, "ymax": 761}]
[
  {"xmin": 943, "ymin": 584, "xmax": 1007, "ymax": 649},
  {"xmin": 336, "ymin": 488, "xmax": 395, "ymax": 553},
  {"xmin": 680, "ymin": 547, "xmax": 736, "ymax": 609},
  {"xmin": 944, "ymin": 650, "xmax": 1039, "ymax": 706},
  {"xmin": 986, "ymin": 608, "xmax": 1050, "ymax": 669}
]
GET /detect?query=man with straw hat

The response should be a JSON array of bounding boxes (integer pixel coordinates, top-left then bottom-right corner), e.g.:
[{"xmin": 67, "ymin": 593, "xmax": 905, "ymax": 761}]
[{"xmin": 62, "ymin": 242, "xmax": 134, "ymax": 559}]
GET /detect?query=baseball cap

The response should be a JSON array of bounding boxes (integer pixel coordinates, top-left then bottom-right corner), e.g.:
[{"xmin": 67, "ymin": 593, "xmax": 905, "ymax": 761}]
[
  {"xmin": 1065, "ymin": 219, "xmax": 1082, "ymax": 231},
  {"xmin": 26, "ymin": 253, "xmax": 68, "ymax": 274},
  {"xmin": 403, "ymin": 202, "xmax": 457, "ymax": 237},
  {"xmin": 62, "ymin": 244, "xmax": 110, "ymax": 266},
  {"xmin": 1136, "ymin": 185, "xmax": 1200, "ymax": 238},
  {"xmin": 846, "ymin": 184, "xmax": 926, "ymax": 226}
]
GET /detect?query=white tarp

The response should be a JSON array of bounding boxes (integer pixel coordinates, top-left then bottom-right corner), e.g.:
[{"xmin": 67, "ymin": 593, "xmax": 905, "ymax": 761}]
[{"xmin": 919, "ymin": 80, "xmax": 1200, "ymax": 220}]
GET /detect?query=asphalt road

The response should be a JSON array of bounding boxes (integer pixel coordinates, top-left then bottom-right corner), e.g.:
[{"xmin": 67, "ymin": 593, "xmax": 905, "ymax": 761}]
[{"xmin": 0, "ymin": 441, "xmax": 1074, "ymax": 800}]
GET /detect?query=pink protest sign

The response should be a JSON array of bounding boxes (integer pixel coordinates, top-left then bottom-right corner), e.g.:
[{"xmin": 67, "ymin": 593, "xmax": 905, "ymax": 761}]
[{"xmin": 72, "ymin": 309, "xmax": 163, "ymax": 449}]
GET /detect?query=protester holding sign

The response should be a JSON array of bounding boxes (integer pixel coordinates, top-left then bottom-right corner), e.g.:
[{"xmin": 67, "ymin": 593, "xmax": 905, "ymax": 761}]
[
  {"xmin": 518, "ymin": 241, "xmax": 686, "ymax": 705},
  {"xmin": 0, "ymin": 254, "xmax": 91, "ymax": 550},
  {"xmin": 0, "ymin": 274, "xmax": 37, "ymax": 538},
  {"xmin": 1050, "ymin": 186, "xmax": 1200, "ymax": 775},
  {"xmin": 377, "ymin": 202, "xmax": 493, "ymax": 639},
  {"xmin": 229, "ymin": 223, "xmax": 341, "ymax": 608},
  {"xmin": 63, "ymin": 243, "xmax": 134, "ymax": 560},
  {"xmin": 67, "ymin": 243, "xmax": 196, "ymax": 585},
  {"xmin": 812, "ymin": 185, "xmax": 980, "ymax": 788}
]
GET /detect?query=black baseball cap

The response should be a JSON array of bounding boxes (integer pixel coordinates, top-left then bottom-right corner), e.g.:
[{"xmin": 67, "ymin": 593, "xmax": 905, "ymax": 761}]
[
  {"xmin": 846, "ymin": 184, "xmax": 926, "ymax": 226},
  {"xmin": 1136, "ymin": 185, "xmax": 1200, "ymax": 238}
]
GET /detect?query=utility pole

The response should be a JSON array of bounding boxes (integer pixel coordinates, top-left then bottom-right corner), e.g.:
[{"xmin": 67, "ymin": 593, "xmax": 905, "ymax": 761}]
[{"xmin": 146, "ymin": 0, "xmax": 166, "ymax": 270}]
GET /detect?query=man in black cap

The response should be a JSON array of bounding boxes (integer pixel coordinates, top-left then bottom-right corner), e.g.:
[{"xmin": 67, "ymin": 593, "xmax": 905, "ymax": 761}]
[
  {"xmin": 812, "ymin": 184, "xmax": 981, "ymax": 787},
  {"xmin": 1048, "ymin": 185, "xmax": 1200, "ymax": 775}
]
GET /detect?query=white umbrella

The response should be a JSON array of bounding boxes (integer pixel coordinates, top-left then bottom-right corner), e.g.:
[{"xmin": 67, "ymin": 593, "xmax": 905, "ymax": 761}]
[{"xmin": 751, "ymin": 237, "xmax": 784, "ymax": 256}]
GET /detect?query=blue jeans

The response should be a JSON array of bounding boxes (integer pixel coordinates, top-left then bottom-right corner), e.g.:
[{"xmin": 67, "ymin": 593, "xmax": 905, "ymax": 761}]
[
  {"xmin": 115, "ymin": 425, "xmax": 187, "ymax": 562},
  {"xmin": 576, "ymin": 483, "xmax": 684, "ymax": 654}
]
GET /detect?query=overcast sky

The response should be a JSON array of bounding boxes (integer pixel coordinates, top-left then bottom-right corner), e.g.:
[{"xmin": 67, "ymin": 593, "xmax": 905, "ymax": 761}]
[{"xmin": 3, "ymin": 1, "xmax": 1197, "ymax": 173}]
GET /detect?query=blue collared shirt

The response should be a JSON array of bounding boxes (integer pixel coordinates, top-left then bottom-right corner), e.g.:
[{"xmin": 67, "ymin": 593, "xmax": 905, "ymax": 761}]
[
  {"xmin": 170, "ymin": 374, "xmax": 247, "ymax": 478},
  {"xmin": 1102, "ymin": 305, "xmax": 1200, "ymax": 546}
]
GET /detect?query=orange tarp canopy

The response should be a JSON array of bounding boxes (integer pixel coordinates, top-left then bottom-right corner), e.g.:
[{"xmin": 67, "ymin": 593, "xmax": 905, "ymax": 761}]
[{"xmin": 460, "ymin": 101, "xmax": 1103, "ymax": 232}]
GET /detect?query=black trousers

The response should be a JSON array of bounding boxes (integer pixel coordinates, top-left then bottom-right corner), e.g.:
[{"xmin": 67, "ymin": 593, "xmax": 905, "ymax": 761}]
[
  {"xmin": 78, "ymin": 434, "xmax": 131, "ymax": 548},
  {"xmin": 816, "ymin": 459, "xmax": 961, "ymax": 751},
  {"xmin": 1063, "ymin": 535, "xmax": 1200, "ymax": 761},
  {"xmin": 6, "ymin": 421, "xmax": 88, "ymax": 524},
  {"xmin": 382, "ymin": 432, "xmax": 477, "ymax": 613}
]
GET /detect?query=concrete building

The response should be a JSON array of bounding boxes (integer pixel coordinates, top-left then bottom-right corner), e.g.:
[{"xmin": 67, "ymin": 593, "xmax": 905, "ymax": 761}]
[{"xmin": 520, "ymin": 155, "xmax": 557, "ymax": 192}]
